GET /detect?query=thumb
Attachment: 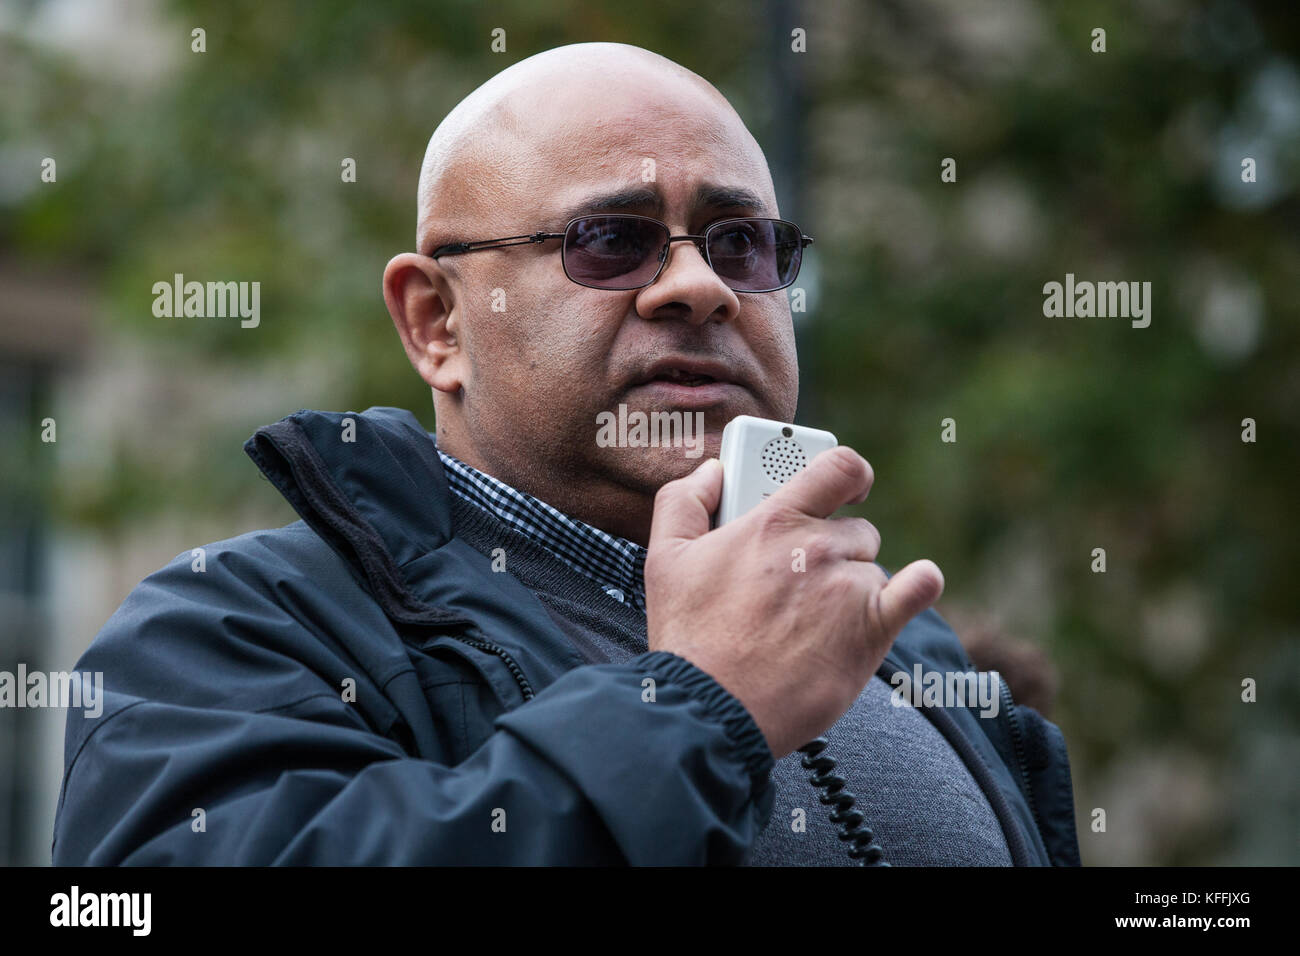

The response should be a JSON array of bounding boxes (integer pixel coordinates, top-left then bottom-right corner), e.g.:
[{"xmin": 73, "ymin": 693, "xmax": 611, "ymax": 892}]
[
  {"xmin": 876, "ymin": 559, "xmax": 945, "ymax": 638},
  {"xmin": 648, "ymin": 457, "xmax": 723, "ymax": 550}
]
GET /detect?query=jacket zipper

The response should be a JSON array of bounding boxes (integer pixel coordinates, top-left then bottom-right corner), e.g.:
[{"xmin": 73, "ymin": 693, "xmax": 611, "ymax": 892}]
[
  {"xmin": 450, "ymin": 632, "xmax": 536, "ymax": 703},
  {"xmin": 999, "ymin": 674, "xmax": 1043, "ymax": 837}
]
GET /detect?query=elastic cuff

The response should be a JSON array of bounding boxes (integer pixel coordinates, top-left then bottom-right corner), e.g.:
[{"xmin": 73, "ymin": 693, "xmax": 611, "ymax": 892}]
[{"xmin": 633, "ymin": 650, "xmax": 775, "ymax": 788}]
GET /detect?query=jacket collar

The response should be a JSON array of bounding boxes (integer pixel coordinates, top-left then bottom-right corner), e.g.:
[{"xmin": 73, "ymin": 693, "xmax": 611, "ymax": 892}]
[{"xmin": 245, "ymin": 406, "xmax": 589, "ymax": 687}]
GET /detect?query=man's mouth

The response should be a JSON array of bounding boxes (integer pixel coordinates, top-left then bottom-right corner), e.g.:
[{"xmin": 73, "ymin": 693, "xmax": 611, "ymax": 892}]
[
  {"xmin": 632, "ymin": 357, "xmax": 740, "ymax": 390},
  {"xmin": 648, "ymin": 368, "xmax": 719, "ymax": 387}
]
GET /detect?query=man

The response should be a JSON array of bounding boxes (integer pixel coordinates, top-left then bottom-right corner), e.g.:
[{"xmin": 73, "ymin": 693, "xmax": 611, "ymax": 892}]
[{"xmin": 52, "ymin": 42, "xmax": 1081, "ymax": 865}]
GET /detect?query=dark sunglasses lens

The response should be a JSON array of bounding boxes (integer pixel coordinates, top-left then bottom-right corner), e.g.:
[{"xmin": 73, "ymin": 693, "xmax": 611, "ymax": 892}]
[
  {"xmin": 564, "ymin": 216, "xmax": 667, "ymax": 289},
  {"xmin": 707, "ymin": 219, "xmax": 803, "ymax": 291}
]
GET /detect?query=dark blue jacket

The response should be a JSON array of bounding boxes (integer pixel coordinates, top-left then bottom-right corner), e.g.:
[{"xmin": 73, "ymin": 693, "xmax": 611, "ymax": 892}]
[{"xmin": 52, "ymin": 406, "xmax": 1082, "ymax": 865}]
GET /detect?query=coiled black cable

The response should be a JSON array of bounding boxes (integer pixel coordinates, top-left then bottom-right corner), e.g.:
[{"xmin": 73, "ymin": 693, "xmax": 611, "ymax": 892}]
[{"xmin": 798, "ymin": 736, "xmax": 889, "ymax": 866}]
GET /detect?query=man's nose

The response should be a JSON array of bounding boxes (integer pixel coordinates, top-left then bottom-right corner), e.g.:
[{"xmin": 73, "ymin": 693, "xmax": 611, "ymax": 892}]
[{"xmin": 634, "ymin": 236, "xmax": 741, "ymax": 325}]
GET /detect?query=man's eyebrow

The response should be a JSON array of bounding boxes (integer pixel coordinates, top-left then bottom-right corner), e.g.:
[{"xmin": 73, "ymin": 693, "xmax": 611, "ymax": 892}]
[
  {"xmin": 549, "ymin": 184, "xmax": 771, "ymax": 228},
  {"xmin": 692, "ymin": 184, "xmax": 770, "ymax": 215},
  {"xmin": 552, "ymin": 188, "xmax": 663, "ymax": 227}
]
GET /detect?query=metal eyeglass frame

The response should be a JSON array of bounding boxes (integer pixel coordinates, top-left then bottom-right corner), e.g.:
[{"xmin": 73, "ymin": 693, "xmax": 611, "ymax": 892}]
[{"xmin": 426, "ymin": 214, "xmax": 814, "ymax": 293}]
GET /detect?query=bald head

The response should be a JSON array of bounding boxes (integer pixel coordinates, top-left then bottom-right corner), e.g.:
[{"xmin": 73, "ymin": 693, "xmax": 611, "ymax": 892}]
[{"xmin": 415, "ymin": 43, "xmax": 755, "ymax": 255}]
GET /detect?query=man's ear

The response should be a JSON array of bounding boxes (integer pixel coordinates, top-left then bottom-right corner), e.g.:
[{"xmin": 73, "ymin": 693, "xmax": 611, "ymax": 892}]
[{"xmin": 383, "ymin": 253, "xmax": 465, "ymax": 394}]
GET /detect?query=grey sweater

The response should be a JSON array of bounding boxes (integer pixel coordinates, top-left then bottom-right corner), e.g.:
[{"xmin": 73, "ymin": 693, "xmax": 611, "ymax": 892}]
[{"xmin": 449, "ymin": 493, "xmax": 1013, "ymax": 866}]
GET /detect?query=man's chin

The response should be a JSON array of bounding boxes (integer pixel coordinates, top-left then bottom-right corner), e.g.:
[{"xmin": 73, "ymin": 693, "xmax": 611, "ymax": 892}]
[
  {"xmin": 593, "ymin": 439, "xmax": 721, "ymax": 494},
  {"xmin": 590, "ymin": 390, "xmax": 786, "ymax": 489}
]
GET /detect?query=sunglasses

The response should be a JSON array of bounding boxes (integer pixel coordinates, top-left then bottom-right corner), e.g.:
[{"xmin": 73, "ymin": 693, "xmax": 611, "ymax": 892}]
[{"xmin": 427, "ymin": 214, "xmax": 813, "ymax": 293}]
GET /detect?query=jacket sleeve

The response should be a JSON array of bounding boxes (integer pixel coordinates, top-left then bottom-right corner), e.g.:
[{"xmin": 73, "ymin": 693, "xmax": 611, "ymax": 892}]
[{"xmin": 51, "ymin": 548, "xmax": 776, "ymax": 866}]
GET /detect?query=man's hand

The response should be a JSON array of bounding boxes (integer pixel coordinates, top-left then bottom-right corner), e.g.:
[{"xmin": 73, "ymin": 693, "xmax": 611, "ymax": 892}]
[{"xmin": 645, "ymin": 447, "xmax": 944, "ymax": 759}]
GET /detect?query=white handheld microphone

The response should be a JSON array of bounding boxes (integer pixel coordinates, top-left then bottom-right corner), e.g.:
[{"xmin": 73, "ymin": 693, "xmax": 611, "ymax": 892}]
[{"xmin": 715, "ymin": 415, "xmax": 838, "ymax": 526}]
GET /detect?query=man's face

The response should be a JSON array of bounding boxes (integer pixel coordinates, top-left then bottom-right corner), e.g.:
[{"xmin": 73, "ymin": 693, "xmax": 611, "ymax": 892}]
[{"xmin": 434, "ymin": 73, "xmax": 798, "ymax": 499}]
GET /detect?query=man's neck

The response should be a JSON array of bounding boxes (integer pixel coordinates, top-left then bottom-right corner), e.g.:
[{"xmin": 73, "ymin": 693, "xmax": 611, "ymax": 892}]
[{"xmin": 436, "ymin": 432, "xmax": 655, "ymax": 547}]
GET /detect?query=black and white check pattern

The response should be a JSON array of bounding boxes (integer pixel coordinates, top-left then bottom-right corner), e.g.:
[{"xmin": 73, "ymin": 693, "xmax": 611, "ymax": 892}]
[{"xmin": 436, "ymin": 444, "xmax": 647, "ymax": 613}]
